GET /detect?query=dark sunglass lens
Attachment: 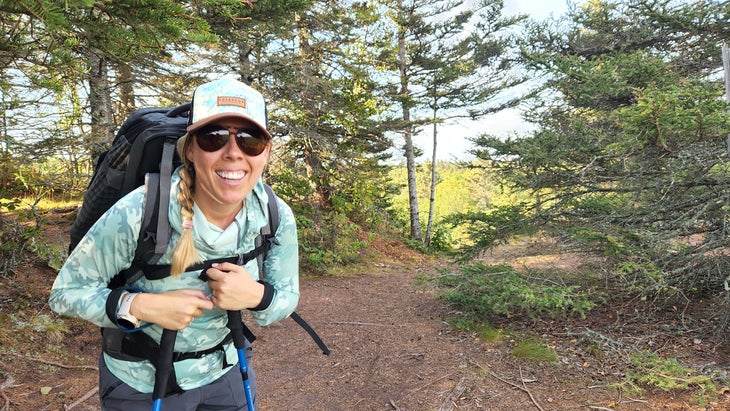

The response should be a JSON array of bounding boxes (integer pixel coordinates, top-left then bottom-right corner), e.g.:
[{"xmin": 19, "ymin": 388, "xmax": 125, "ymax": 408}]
[
  {"xmin": 196, "ymin": 129, "xmax": 229, "ymax": 152},
  {"xmin": 235, "ymin": 131, "xmax": 267, "ymax": 156}
]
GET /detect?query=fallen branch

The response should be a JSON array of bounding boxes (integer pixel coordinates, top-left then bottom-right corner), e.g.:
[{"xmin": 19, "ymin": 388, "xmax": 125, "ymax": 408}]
[
  {"xmin": 410, "ymin": 371, "xmax": 458, "ymax": 393},
  {"xmin": 1, "ymin": 375, "xmax": 16, "ymax": 411},
  {"xmin": 519, "ymin": 365, "xmax": 545, "ymax": 411},
  {"xmin": 323, "ymin": 321, "xmax": 389, "ymax": 327},
  {"xmin": 64, "ymin": 386, "xmax": 98, "ymax": 411},
  {"xmin": 489, "ymin": 368, "xmax": 545, "ymax": 411},
  {"xmin": 438, "ymin": 377, "xmax": 468, "ymax": 411},
  {"xmin": 621, "ymin": 395, "xmax": 648, "ymax": 404},
  {"xmin": 563, "ymin": 329, "xmax": 629, "ymax": 351},
  {"xmin": 12, "ymin": 353, "xmax": 97, "ymax": 371}
]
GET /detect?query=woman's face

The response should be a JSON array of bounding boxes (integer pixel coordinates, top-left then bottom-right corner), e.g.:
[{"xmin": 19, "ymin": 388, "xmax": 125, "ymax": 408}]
[{"xmin": 186, "ymin": 117, "xmax": 271, "ymax": 217}]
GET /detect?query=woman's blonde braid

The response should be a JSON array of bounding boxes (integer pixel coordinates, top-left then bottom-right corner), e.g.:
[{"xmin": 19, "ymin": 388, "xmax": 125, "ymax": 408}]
[{"xmin": 170, "ymin": 159, "xmax": 201, "ymax": 275}]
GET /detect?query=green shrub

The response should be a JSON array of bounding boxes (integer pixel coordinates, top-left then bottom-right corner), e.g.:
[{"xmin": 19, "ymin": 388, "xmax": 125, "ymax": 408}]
[
  {"xmin": 443, "ymin": 205, "xmax": 529, "ymax": 258},
  {"xmin": 297, "ymin": 211, "xmax": 368, "ymax": 273},
  {"xmin": 428, "ymin": 262, "xmax": 597, "ymax": 320}
]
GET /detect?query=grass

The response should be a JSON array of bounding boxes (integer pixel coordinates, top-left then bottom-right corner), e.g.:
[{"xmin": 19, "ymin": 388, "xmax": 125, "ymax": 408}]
[
  {"xmin": 512, "ymin": 339, "xmax": 558, "ymax": 363},
  {"xmin": 446, "ymin": 316, "xmax": 558, "ymax": 364},
  {"xmin": 619, "ymin": 350, "xmax": 717, "ymax": 395},
  {"xmin": 447, "ymin": 317, "xmax": 505, "ymax": 343}
]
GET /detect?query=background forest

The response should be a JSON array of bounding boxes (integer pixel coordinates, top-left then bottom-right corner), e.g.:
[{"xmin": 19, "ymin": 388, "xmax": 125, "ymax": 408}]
[{"xmin": 2, "ymin": 0, "xmax": 730, "ymax": 336}]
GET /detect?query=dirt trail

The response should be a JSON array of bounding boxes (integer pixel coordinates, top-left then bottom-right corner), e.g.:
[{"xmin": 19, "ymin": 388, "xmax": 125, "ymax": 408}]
[
  {"xmin": 248, "ymin": 247, "xmax": 726, "ymax": 411},
  {"xmin": 2, "ymin": 235, "xmax": 730, "ymax": 410}
]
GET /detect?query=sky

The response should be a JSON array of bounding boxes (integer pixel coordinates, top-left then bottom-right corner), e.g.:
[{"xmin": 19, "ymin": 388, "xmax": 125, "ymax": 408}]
[{"xmin": 408, "ymin": 0, "xmax": 571, "ymax": 162}]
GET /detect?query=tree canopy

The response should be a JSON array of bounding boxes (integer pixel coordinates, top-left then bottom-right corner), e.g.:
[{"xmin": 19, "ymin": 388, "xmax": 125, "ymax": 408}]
[
  {"xmin": 1, "ymin": 0, "xmax": 526, "ymax": 271},
  {"xmin": 471, "ymin": 0, "xmax": 730, "ymax": 303}
]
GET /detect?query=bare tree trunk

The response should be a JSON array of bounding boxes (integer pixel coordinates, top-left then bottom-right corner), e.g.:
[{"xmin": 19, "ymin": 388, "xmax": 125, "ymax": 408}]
[
  {"xmin": 302, "ymin": 134, "xmax": 332, "ymax": 209},
  {"xmin": 115, "ymin": 62, "xmax": 135, "ymax": 121},
  {"xmin": 398, "ymin": 0, "xmax": 421, "ymax": 241},
  {"xmin": 425, "ymin": 101, "xmax": 438, "ymax": 246},
  {"xmin": 239, "ymin": 49, "xmax": 256, "ymax": 85},
  {"xmin": 0, "ymin": 90, "xmax": 8, "ymax": 189},
  {"xmin": 87, "ymin": 51, "xmax": 114, "ymax": 159},
  {"xmin": 722, "ymin": 46, "xmax": 730, "ymax": 153}
]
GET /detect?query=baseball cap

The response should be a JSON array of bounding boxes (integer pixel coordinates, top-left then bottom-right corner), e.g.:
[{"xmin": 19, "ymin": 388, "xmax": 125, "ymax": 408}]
[{"xmin": 187, "ymin": 78, "xmax": 271, "ymax": 139}]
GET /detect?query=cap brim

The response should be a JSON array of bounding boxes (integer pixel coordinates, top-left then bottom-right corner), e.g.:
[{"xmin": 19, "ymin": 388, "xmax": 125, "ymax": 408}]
[{"xmin": 187, "ymin": 113, "xmax": 271, "ymax": 140}]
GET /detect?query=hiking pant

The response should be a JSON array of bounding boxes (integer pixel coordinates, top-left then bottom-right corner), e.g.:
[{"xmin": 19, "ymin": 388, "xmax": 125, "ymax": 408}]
[{"xmin": 98, "ymin": 351, "xmax": 256, "ymax": 410}]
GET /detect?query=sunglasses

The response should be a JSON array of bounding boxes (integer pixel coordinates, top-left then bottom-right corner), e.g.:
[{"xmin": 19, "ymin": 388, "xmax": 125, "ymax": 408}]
[{"xmin": 194, "ymin": 125, "xmax": 268, "ymax": 156}]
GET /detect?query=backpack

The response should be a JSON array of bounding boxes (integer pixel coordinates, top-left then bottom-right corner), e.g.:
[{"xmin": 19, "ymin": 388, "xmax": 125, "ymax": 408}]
[
  {"xmin": 69, "ymin": 104, "xmax": 329, "ymax": 372},
  {"xmin": 69, "ymin": 104, "xmax": 189, "ymax": 255}
]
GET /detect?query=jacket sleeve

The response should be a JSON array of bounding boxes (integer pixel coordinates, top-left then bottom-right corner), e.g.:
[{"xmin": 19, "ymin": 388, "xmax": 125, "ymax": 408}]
[
  {"xmin": 49, "ymin": 190, "xmax": 143, "ymax": 327},
  {"xmin": 250, "ymin": 198, "xmax": 300, "ymax": 326}
]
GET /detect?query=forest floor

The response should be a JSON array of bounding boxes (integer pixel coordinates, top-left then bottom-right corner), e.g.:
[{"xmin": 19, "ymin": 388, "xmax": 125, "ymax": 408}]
[{"xmin": 2, "ymin": 211, "xmax": 730, "ymax": 410}]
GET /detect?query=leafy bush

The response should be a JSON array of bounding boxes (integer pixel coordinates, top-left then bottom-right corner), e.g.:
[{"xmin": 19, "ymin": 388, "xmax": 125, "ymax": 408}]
[
  {"xmin": 425, "ymin": 220, "xmax": 454, "ymax": 253},
  {"xmin": 427, "ymin": 262, "xmax": 597, "ymax": 321},
  {"xmin": 269, "ymin": 170, "xmax": 385, "ymax": 274},
  {"xmin": 297, "ymin": 211, "xmax": 368, "ymax": 273}
]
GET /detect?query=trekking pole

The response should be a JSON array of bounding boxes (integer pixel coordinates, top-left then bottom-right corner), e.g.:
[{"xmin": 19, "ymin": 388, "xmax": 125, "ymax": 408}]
[
  {"xmin": 227, "ymin": 310, "xmax": 255, "ymax": 411},
  {"xmin": 152, "ymin": 329, "xmax": 177, "ymax": 411}
]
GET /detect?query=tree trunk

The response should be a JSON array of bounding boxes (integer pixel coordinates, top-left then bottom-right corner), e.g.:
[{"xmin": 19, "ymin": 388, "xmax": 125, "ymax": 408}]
[
  {"xmin": 398, "ymin": 0, "xmax": 421, "ymax": 241},
  {"xmin": 297, "ymin": 14, "xmax": 332, "ymax": 211},
  {"xmin": 0, "ymin": 91, "xmax": 8, "ymax": 190},
  {"xmin": 721, "ymin": 46, "xmax": 729, "ymax": 103},
  {"xmin": 425, "ymin": 101, "xmax": 438, "ymax": 246},
  {"xmin": 302, "ymin": 134, "xmax": 332, "ymax": 209},
  {"xmin": 116, "ymin": 62, "xmax": 135, "ymax": 121},
  {"xmin": 87, "ymin": 51, "xmax": 114, "ymax": 160}
]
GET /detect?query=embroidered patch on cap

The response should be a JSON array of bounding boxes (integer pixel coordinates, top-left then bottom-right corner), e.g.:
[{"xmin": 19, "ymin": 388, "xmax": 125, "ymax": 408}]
[{"xmin": 218, "ymin": 96, "xmax": 247, "ymax": 109}]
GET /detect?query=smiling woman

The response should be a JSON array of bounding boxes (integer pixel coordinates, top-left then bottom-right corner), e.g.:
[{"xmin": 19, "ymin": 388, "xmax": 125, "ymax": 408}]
[
  {"xmin": 178, "ymin": 113, "xmax": 272, "ymax": 252},
  {"xmin": 49, "ymin": 78, "xmax": 300, "ymax": 411}
]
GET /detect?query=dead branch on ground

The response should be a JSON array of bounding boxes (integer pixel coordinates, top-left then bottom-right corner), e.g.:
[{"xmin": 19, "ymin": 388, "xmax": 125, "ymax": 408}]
[
  {"xmin": 489, "ymin": 366, "xmax": 545, "ymax": 411},
  {"xmin": 438, "ymin": 377, "xmax": 468, "ymax": 411},
  {"xmin": 64, "ymin": 386, "xmax": 98, "ymax": 411},
  {"xmin": 1, "ymin": 375, "xmax": 16, "ymax": 411},
  {"xmin": 12, "ymin": 353, "xmax": 98, "ymax": 371}
]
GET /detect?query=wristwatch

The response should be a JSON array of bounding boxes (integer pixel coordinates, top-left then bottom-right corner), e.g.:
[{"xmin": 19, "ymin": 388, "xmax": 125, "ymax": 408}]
[{"xmin": 117, "ymin": 292, "xmax": 141, "ymax": 329}]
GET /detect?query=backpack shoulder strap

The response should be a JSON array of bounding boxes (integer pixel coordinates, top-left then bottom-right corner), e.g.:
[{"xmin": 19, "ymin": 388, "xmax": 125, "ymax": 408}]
[
  {"xmin": 264, "ymin": 183, "xmax": 280, "ymax": 235},
  {"xmin": 255, "ymin": 183, "xmax": 280, "ymax": 275},
  {"xmin": 107, "ymin": 157, "xmax": 174, "ymax": 289}
]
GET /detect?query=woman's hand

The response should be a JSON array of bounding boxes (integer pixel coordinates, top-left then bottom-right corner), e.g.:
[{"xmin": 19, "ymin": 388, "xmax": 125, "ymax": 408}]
[
  {"xmin": 130, "ymin": 289, "xmax": 214, "ymax": 330},
  {"xmin": 204, "ymin": 262, "xmax": 265, "ymax": 311}
]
